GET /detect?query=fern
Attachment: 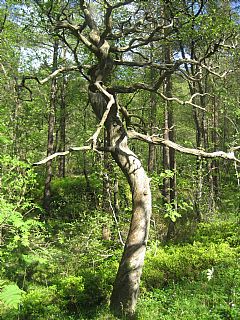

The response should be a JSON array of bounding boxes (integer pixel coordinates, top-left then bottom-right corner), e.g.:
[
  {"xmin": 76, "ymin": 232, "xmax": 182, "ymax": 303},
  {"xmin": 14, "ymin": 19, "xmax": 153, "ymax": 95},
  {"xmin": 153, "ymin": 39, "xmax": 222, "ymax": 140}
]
[
  {"xmin": 0, "ymin": 280, "xmax": 7, "ymax": 287},
  {"xmin": 0, "ymin": 284, "xmax": 25, "ymax": 309}
]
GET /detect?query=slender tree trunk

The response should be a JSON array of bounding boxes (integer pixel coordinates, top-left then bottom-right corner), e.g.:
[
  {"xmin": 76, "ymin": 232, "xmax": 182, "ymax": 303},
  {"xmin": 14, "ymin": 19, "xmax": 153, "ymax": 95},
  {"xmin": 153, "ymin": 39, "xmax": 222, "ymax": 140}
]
[
  {"xmin": 58, "ymin": 72, "xmax": 67, "ymax": 178},
  {"xmin": 148, "ymin": 45, "xmax": 157, "ymax": 173},
  {"xmin": 163, "ymin": 101, "xmax": 176, "ymax": 241},
  {"xmin": 82, "ymin": 104, "xmax": 91, "ymax": 192},
  {"xmin": 148, "ymin": 93, "xmax": 157, "ymax": 173},
  {"xmin": 185, "ymin": 42, "xmax": 205, "ymax": 221},
  {"xmin": 190, "ymin": 79, "xmax": 205, "ymax": 221},
  {"xmin": 12, "ymin": 81, "xmax": 21, "ymax": 157},
  {"xmin": 43, "ymin": 39, "xmax": 58, "ymax": 212},
  {"xmin": 113, "ymin": 176, "xmax": 120, "ymax": 218},
  {"xmin": 198, "ymin": 79, "xmax": 215, "ymax": 217},
  {"xmin": 208, "ymin": 94, "xmax": 219, "ymax": 214},
  {"xmin": 192, "ymin": 101, "xmax": 204, "ymax": 221},
  {"xmin": 102, "ymin": 129, "xmax": 112, "ymax": 239},
  {"xmin": 162, "ymin": 44, "xmax": 176, "ymax": 241},
  {"xmin": 212, "ymin": 96, "xmax": 219, "ymax": 198},
  {"xmin": 102, "ymin": 130, "xmax": 112, "ymax": 210}
]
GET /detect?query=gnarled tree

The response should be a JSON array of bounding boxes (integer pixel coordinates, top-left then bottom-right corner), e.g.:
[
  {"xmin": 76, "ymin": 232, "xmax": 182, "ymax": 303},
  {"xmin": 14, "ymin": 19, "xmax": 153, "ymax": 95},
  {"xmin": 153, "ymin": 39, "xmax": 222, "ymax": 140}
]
[{"xmin": 29, "ymin": 0, "xmax": 240, "ymax": 317}]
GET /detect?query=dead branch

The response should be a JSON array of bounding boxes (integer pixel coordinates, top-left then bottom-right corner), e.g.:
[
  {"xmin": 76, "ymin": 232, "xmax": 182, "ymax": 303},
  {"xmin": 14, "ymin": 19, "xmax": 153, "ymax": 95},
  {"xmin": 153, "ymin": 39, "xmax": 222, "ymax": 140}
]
[
  {"xmin": 33, "ymin": 133, "xmax": 240, "ymax": 168},
  {"xmin": 22, "ymin": 66, "xmax": 84, "ymax": 85},
  {"xmin": 200, "ymin": 63, "xmax": 233, "ymax": 79},
  {"xmin": 159, "ymin": 92, "xmax": 214, "ymax": 111},
  {"xmin": 33, "ymin": 146, "xmax": 91, "ymax": 166},
  {"xmin": 87, "ymin": 81, "xmax": 115, "ymax": 148},
  {"xmin": 128, "ymin": 129, "xmax": 240, "ymax": 163}
]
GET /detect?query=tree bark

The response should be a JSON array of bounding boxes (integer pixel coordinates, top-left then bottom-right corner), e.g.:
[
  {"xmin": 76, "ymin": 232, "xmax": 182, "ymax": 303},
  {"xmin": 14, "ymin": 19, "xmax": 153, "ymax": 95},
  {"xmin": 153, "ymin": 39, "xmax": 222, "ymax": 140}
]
[
  {"xmin": 148, "ymin": 44, "xmax": 157, "ymax": 173},
  {"xmin": 101, "ymin": 130, "xmax": 112, "ymax": 239},
  {"xmin": 58, "ymin": 66, "xmax": 67, "ymax": 178},
  {"xmin": 88, "ymin": 83, "xmax": 151, "ymax": 317},
  {"xmin": 162, "ymin": 41, "xmax": 176, "ymax": 241},
  {"xmin": 110, "ymin": 142, "xmax": 151, "ymax": 317},
  {"xmin": 43, "ymin": 39, "xmax": 58, "ymax": 212}
]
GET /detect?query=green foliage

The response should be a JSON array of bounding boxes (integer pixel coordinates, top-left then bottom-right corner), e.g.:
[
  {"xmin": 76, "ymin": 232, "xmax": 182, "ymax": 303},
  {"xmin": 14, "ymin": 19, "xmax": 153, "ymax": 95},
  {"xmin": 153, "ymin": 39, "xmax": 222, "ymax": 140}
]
[
  {"xmin": 0, "ymin": 1, "xmax": 240, "ymax": 319},
  {"xmin": 0, "ymin": 155, "xmax": 37, "ymax": 203},
  {"xmin": 50, "ymin": 175, "xmax": 102, "ymax": 219},
  {"xmin": 137, "ymin": 276, "xmax": 240, "ymax": 320},
  {"xmin": 12, "ymin": 256, "xmax": 119, "ymax": 319},
  {"xmin": 193, "ymin": 221, "xmax": 240, "ymax": 247},
  {"xmin": 20, "ymin": 285, "xmax": 61, "ymax": 320},
  {"xmin": 58, "ymin": 276, "xmax": 84, "ymax": 307},
  {"xmin": 138, "ymin": 232, "xmax": 240, "ymax": 319},
  {"xmin": 142, "ymin": 241, "xmax": 238, "ymax": 290},
  {"xmin": 151, "ymin": 170, "xmax": 193, "ymax": 225},
  {"xmin": 0, "ymin": 283, "xmax": 25, "ymax": 309},
  {"xmin": 163, "ymin": 202, "xmax": 181, "ymax": 222},
  {"xmin": 0, "ymin": 155, "xmax": 46, "ymax": 315},
  {"xmin": 0, "ymin": 156, "xmax": 42, "ymax": 253}
]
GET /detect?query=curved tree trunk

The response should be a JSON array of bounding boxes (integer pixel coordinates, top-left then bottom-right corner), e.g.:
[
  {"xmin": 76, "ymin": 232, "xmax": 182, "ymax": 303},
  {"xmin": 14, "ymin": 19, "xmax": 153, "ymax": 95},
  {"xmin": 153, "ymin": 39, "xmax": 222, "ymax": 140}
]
[
  {"xmin": 109, "ymin": 131, "xmax": 152, "ymax": 317},
  {"xmin": 88, "ymin": 83, "xmax": 152, "ymax": 317}
]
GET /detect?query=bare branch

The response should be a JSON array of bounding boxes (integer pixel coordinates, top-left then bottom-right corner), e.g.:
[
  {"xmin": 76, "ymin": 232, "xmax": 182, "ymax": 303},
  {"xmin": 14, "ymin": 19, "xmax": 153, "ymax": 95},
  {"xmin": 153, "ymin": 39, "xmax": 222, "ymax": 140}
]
[
  {"xmin": 87, "ymin": 81, "xmax": 115, "ymax": 147},
  {"xmin": 114, "ymin": 58, "xmax": 170, "ymax": 70},
  {"xmin": 112, "ymin": 0, "xmax": 135, "ymax": 9},
  {"xmin": 231, "ymin": 146, "xmax": 240, "ymax": 152},
  {"xmin": 56, "ymin": 21, "xmax": 99, "ymax": 53},
  {"xmin": 79, "ymin": 0, "xmax": 98, "ymax": 30},
  {"xmin": 128, "ymin": 129, "xmax": 240, "ymax": 163},
  {"xmin": 33, "ymin": 146, "xmax": 91, "ymax": 166},
  {"xmin": 159, "ymin": 92, "xmax": 214, "ymax": 111},
  {"xmin": 111, "ymin": 32, "xmax": 169, "ymax": 53},
  {"xmin": 24, "ymin": 66, "xmax": 78, "ymax": 84},
  {"xmin": 33, "ymin": 144, "xmax": 118, "ymax": 166},
  {"xmin": 22, "ymin": 65, "xmax": 91, "ymax": 87},
  {"xmin": 112, "ymin": 83, "xmax": 153, "ymax": 93},
  {"xmin": 102, "ymin": 5, "xmax": 113, "ymax": 38}
]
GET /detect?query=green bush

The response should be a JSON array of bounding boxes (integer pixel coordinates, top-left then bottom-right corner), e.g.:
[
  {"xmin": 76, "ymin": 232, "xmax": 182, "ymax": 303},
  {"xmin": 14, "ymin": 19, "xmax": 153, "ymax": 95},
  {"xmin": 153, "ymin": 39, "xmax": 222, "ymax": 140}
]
[
  {"xmin": 20, "ymin": 285, "xmax": 61, "ymax": 320},
  {"xmin": 58, "ymin": 275, "xmax": 85, "ymax": 311},
  {"xmin": 50, "ymin": 176, "xmax": 102, "ymax": 220},
  {"xmin": 137, "ymin": 282, "xmax": 240, "ymax": 320},
  {"xmin": 192, "ymin": 221, "xmax": 240, "ymax": 247},
  {"xmin": 73, "ymin": 258, "xmax": 119, "ymax": 310},
  {"xmin": 0, "ymin": 156, "xmax": 45, "ymax": 282},
  {"xmin": 142, "ymin": 242, "xmax": 238, "ymax": 290},
  {"xmin": 16, "ymin": 256, "xmax": 119, "ymax": 319},
  {"xmin": 138, "ymin": 263, "xmax": 240, "ymax": 319}
]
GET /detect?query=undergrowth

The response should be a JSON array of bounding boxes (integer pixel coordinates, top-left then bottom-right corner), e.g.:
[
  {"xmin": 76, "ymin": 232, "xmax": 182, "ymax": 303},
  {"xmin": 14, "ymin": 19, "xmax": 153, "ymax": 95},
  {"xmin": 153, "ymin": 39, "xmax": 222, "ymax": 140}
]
[{"xmin": 0, "ymin": 173, "xmax": 239, "ymax": 319}]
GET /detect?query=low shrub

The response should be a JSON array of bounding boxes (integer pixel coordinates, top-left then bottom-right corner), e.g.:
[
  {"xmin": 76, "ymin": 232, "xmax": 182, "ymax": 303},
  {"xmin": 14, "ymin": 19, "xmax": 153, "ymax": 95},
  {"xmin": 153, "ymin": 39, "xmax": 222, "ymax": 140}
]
[
  {"xmin": 138, "ymin": 267, "xmax": 240, "ymax": 320},
  {"xmin": 142, "ymin": 241, "xmax": 238, "ymax": 290},
  {"xmin": 192, "ymin": 221, "xmax": 240, "ymax": 247}
]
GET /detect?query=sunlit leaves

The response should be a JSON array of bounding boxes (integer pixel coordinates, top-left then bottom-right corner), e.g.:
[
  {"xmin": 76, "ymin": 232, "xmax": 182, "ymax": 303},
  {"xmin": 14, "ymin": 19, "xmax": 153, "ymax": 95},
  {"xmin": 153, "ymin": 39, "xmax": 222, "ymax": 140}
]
[{"xmin": 0, "ymin": 283, "xmax": 25, "ymax": 309}]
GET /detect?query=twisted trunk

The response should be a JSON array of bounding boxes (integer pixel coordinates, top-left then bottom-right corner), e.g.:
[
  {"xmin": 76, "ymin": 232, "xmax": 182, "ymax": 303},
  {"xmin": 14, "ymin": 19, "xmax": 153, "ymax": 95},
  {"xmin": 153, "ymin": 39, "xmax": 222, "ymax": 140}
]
[
  {"xmin": 88, "ymin": 82, "xmax": 151, "ymax": 317},
  {"xmin": 109, "ymin": 128, "xmax": 151, "ymax": 317}
]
